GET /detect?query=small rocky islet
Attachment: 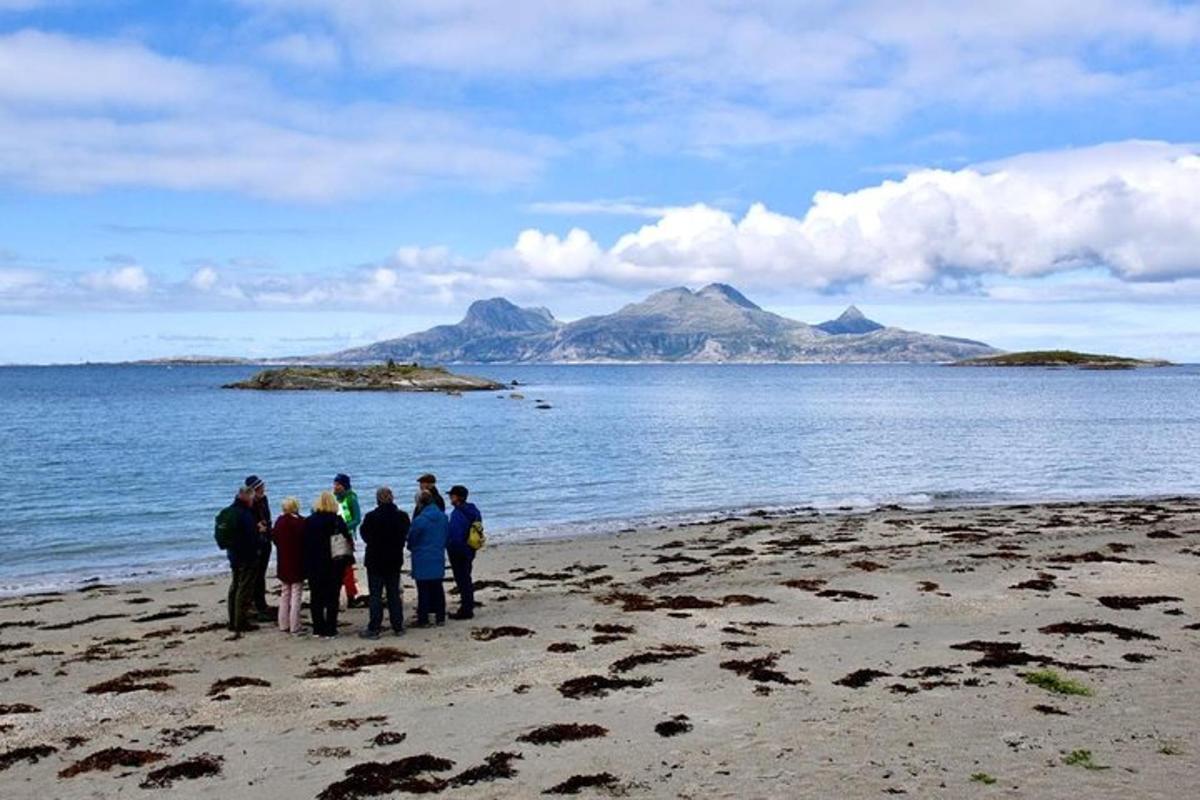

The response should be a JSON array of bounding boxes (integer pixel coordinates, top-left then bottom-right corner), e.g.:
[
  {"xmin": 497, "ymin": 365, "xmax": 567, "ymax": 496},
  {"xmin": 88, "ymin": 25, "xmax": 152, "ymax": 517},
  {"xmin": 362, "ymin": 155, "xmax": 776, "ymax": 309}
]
[
  {"xmin": 222, "ymin": 363, "xmax": 505, "ymax": 392},
  {"xmin": 953, "ymin": 350, "xmax": 1171, "ymax": 369}
]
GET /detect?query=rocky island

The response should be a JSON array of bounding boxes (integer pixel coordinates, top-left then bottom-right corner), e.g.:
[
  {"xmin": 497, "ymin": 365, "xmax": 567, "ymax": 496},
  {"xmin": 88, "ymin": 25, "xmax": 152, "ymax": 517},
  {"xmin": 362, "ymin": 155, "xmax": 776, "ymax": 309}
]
[
  {"xmin": 954, "ymin": 350, "xmax": 1171, "ymax": 369},
  {"xmin": 223, "ymin": 363, "xmax": 506, "ymax": 392}
]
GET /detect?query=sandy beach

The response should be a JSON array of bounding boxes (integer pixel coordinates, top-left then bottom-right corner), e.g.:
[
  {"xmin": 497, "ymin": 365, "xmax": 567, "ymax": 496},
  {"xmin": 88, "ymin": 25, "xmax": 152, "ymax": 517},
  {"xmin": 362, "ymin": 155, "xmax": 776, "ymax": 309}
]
[{"xmin": 1, "ymin": 498, "xmax": 1198, "ymax": 798}]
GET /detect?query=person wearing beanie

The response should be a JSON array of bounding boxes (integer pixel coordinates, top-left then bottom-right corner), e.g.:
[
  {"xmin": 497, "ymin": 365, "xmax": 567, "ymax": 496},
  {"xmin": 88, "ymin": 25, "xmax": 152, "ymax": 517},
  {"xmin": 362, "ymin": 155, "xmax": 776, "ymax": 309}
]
[
  {"xmin": 412, "ymin": 473, "xmax": 446, "ymax": 518},
  {"xmin": 333, "ymin": 473, "xmax": 364, "ymax": 607},
  {"xmin": 245, "ymin": 474, "xmax": 274, "ymax": 621}
]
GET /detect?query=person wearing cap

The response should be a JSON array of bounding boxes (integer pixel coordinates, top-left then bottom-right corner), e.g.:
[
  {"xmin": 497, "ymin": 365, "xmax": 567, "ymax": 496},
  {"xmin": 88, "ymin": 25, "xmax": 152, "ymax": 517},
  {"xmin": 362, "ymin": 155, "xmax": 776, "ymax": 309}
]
[
  {"xmin": 333, "ymin": 473, "xmax": 363, "ymax": 607},
  {"xmin": 358, "ymin": 486, "xmax": 410, "ymax": 638},
  {"xmin": 446, "ymin": 484, "xmax": 482, "ymax": 620},
  {"xmin": 245, "ymin": 475, "xmax": 273, "ymax": 621},
  {"xmin": 407, "ymin": 489, "xmax": 449, "ymax": 627},
  {"xmin": 225, "ymin": 485, "xmax": 260, "ymax": 638},
  {"xmin": 413, "ymin": 473, "xmax": 446, "ymax": 518}
]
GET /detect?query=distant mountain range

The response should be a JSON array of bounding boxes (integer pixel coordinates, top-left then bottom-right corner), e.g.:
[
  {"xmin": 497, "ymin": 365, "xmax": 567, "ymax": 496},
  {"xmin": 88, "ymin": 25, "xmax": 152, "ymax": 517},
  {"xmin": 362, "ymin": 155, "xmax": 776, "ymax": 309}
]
[{"xmin": 319, "ymin": 283, "xmax": 998, "ymax": 364}]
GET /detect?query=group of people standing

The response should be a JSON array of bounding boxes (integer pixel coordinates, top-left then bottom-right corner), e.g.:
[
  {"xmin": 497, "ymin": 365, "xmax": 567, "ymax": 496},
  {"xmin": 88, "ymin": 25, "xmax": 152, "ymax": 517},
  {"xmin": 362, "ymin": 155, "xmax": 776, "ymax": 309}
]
[{"xmin": 220, "ymin": 472, "xmax": 482, "ymax": 640}]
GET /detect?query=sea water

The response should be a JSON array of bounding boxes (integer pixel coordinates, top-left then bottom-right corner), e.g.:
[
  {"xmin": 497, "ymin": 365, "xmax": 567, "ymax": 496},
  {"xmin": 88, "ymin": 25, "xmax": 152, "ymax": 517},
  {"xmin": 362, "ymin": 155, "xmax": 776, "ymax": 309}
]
[{"xmin": 1, "ymin": 363, "xmax": 1197, "ymax": 595}]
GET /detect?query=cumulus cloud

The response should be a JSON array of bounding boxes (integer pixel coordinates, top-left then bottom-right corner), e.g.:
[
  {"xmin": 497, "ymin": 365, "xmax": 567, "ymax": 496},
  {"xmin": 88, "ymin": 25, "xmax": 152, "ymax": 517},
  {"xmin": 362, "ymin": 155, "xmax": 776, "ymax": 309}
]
[
  {"xmin": 506, "ymin": 140, "xmax": 1200, "ymax": 289},
  {"xmin": 79, "ymin": 265, "xmax": 150, "ymax": 293},
  {"xmin": 3, "ymin": 140, "xmax": 1199, "ymax": 313}
]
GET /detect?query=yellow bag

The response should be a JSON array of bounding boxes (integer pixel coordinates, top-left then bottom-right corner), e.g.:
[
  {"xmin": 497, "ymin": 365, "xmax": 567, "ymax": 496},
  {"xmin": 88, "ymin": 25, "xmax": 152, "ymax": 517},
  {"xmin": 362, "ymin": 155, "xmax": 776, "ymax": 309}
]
[{"xmin": 467, "ymin": 519, "xmax": 486, "ymax": 551}]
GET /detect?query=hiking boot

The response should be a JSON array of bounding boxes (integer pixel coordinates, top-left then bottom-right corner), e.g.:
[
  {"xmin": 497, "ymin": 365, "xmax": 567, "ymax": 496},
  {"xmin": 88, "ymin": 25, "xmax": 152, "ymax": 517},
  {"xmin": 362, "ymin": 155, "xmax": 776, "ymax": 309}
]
[
  {"xmin": 359, "ymin": 629, "xmax": 381, "ymax": 640},
  {"xmin": 449, "ymin": 610, "xmax": 474, "ymax": 621}
]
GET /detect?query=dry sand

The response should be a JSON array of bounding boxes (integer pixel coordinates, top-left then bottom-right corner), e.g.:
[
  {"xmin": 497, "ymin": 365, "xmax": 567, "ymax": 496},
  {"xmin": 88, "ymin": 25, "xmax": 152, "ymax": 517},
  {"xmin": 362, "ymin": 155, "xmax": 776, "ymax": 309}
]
[{"xmin": 1, "ymin": 498, "xmax": 1199, "ymax": 798}]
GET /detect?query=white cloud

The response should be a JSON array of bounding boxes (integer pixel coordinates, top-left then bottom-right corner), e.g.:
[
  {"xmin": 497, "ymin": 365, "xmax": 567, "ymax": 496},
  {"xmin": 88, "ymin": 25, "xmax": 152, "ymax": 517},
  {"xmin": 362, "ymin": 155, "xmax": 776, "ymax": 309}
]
[
  {"xmin": 503, "ymin": 140, "xmax": 1200, "ymax": 290},
  {"xmin": 79, "ymin": 265, "xmax": 150, "ymax": 293},
  {"xmin": 237, "ymin": 0, "xmax": 1200, "ymax": 152},
  {"xmin": 4, "ymin": 140, "xmax": 1200, "ymax": 313},
  {"xmin": 0, "ymin": 30, "xmax": 548, "ymax": 200},
  {"xmin": 189, "ymin": 266, "xmax": 219, "ymax": 291},
  {"xmin": 525, "ymin": 199, "xmax": 671, "ymax": 218}
]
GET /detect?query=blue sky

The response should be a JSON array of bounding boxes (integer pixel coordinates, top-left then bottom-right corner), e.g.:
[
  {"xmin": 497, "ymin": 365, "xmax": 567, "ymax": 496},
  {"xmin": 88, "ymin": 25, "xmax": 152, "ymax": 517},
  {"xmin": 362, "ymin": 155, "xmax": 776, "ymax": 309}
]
[{"xmin": 2, "ymin": 0, "xmax": 1199, "ymax": 362}]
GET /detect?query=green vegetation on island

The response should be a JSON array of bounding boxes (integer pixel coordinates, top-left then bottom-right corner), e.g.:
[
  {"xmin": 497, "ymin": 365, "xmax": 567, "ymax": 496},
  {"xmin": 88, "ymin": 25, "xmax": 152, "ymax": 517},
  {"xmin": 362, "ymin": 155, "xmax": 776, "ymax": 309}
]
[
  {"xmin": 953, "ymin": 350, "xmax": 1170, "ymax": 369},
  {"xmin": 223, "ymin": 362, "xmax": 506, "ymax": 392}
]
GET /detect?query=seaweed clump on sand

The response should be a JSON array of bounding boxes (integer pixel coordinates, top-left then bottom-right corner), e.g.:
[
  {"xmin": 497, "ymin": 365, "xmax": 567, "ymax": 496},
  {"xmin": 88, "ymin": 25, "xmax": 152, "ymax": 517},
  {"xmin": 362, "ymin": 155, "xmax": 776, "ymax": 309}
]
[
  {"xmin": 158, "ymin": 725, "xmax": 218, "ymax": 747},
  {"xmin": 317, "ymin": 754, "xmax": 456, "ymax": 799},
  {"xmin": 655, "ymin": 714, "xmax": 693, "ymax": 737},
  {"xmin": 58, "ymin": 747, "xmax": 167, "ymax": 778},
  {"xmin": 0, "ymin": 703, "xmax": 40, "ymax": 714},
  {"xmin": 609, "ymin": 644, "xmax": 703, "ymax": 674},
  {"xmin": 720, "ymin": 653, "xmax": 801, "ymax": 685},
  {"xmin": 1097, "ymin": 595, "xmax": 1181, "ymax": 610},
  {"xmin": 448, "ymin": 751, "xmax": 522, "ymax": 787},
  {"xmin": 1038, "ymin": 620, "xmax": 1157, "ymax": 641},
  {"xmin": 815, "ymin": 589, "xmax": 878, "ymax": 602},
  {"xmin": 833, "ymin": 668, "xmax": 891, "ymax": 688},
  {"xmin": 471, "ymin": 626, "xmax": 535, "ymax": 641},
  {"xmin": 138, "ymin": 754, "xmax": 224, "ymax": 788},
  {"xmin": 595, "ymin": 591, "xmax": 725, "ymax": 612},
  {"xmin": 544, "ymin": 772, "xmax": 622, "ymax": 795},
  {"xmin": 208, "ymin": 676, "xmax": 271, "ymax": 697},
  {"xmin": 86, "ymin": 668, "xmax": 192, "ymax": 695},
  {"xmin": 557, "ymin": 674, "xmax": 657, "ymax": 700},
  {"xmin": 518, "ymin": 723, "xmax": 609, "ymax": 745},
  {"xmin": 547, "ymin": 642, "xmax": 582, "ymax": 653},
  {"xmin": 0, "ymin": 744, "xmax": 58, "ymax": 773},
  {"xmin": 371, "ymin": 731, "xmax": 407, "ymax": 747},
  {"xmin": 302, "ymin": 648, "xmax": 420, "ymax": 679}
]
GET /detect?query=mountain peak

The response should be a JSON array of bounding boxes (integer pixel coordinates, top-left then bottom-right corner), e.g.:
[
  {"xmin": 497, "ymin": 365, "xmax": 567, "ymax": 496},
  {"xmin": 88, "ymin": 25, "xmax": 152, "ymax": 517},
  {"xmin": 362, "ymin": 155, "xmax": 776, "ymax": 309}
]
[
  {"xmin": 697, "ymin": 283, "xmax": 761, "ymax": 310},
  {"xmin": 463, "ymin": 298, "xmax": 558, "ymax": 333},
  {"xmin": 816, "ymin": 305, "xmax": 885, "ymax": 335},
  {"xmin": 838, "ymin": 305, "xmax": 866, "ymax": 321}
]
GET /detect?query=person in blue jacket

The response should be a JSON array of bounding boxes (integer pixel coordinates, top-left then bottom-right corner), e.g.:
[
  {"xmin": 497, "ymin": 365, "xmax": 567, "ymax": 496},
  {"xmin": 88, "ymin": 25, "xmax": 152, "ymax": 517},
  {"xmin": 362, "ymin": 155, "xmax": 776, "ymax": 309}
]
[
  {"xmin": 446, "ymin": 484, "xmax": 481, "ymax": 620},
  {"xmin": 406, "ymin": 490, "xmax": 449, "ymax": 627}
]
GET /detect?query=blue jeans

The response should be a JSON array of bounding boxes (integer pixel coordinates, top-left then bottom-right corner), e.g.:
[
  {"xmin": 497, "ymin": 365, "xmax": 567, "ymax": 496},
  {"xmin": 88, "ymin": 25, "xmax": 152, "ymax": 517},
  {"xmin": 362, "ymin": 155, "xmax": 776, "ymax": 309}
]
[
  {"xmin": 367, "ymin": 568, "xmax": 403, "ymax": 633},
  {"xmin": 448, "ymin": 549, "xmax": 475, "ymax": 614}
]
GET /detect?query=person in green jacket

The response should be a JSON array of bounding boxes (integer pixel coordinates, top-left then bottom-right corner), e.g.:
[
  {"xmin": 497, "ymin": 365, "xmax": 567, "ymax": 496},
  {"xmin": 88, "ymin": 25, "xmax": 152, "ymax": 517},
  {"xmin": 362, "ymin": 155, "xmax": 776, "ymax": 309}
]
[{"xmin": 333, "ymin": 473, "xmax": 364, "ymax": 607}]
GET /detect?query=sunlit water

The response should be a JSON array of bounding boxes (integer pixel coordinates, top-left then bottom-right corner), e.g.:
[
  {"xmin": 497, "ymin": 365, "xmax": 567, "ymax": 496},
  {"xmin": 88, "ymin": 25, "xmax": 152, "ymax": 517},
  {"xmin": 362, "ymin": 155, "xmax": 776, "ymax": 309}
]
[{"xmin": 1, "ymin": 363, "xmax": 1197, "ymax": 594}]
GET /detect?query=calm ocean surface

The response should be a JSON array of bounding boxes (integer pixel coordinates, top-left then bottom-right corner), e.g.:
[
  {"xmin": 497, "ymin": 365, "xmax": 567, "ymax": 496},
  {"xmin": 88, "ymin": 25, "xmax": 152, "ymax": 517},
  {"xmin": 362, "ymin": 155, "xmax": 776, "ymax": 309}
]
[{"xmin": 1, "ymin": 363, "xmax": 1198, "ymax": 595}]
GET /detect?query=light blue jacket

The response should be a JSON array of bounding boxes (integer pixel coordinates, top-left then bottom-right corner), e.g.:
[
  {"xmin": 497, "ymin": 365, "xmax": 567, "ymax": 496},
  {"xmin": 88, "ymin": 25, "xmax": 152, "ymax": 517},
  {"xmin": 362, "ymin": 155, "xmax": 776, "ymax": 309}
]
[{"xmin": 407, "ymin": 504, "xmax": 448, "ymax": 580}]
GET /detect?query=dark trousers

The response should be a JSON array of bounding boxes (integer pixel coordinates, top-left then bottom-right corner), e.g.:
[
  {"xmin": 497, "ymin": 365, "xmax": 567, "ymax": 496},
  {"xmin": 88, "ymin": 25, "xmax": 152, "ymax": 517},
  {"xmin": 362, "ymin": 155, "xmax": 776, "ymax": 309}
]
[
  {"xmin": 449, "ymin": 549, "xmax": 475, "ymax": 614},
  {"xmin": 227, "ymin": 564, "xmax": 255, "ymax": 631},
  {"xmin": 253, "ymin": 545, "xmax": 271, "ymax": 613},
  {"xmin": 415, "ymin": 579, "xmax": 446, "ymax": 624},
  {"xmin": 309, "ymin": 571, "xmax": 341, "ymax": 637},
  {"xmin": 367, "ymin": 567, "xmax": 403, "ymax": 633}
]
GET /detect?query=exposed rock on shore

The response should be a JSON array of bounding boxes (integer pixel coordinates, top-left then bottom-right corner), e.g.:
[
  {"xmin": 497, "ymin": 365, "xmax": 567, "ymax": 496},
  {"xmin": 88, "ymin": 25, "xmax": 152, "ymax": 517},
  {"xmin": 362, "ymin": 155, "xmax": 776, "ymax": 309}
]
[{"xmin": 222, "ymin": 363, "xmax": 505, "ymax": 392}]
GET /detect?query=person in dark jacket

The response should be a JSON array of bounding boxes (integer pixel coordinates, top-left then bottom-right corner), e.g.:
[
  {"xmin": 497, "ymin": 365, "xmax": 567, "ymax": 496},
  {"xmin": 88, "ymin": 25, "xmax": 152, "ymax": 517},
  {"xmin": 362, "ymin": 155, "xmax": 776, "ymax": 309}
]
[
  {"xmin": 303, "ymin": 491, "xmax": 352, "ymax": 639},
  {"xmin": 407, "ymin": 491, "xmax": 449, "ymax": 627},
  {"xmin": 226, "ymin": 485, "xmax": 260, "ymax": 638},
  {"xmin": 358, "ymin": 486, "xmax": 410, "ymax": 638},
  {"xmin": 446, "ymin": 484, "xmax": 481, "ymax": 620},
  {"xmin": 272, "ymin": 496, "xmax": 306, "ymax": 634},
  {"xmin": 412, "ymin": 473, "xmax": 446, "ymax": 518},
  {"xmin": 245, "ymin": 474, "xmax": 273, "ymax": 620}
]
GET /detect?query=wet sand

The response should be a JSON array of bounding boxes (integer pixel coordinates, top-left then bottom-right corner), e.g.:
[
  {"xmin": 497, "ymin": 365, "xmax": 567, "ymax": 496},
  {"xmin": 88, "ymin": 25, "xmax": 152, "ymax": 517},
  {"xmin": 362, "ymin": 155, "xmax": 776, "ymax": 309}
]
[{"xmin": 1, "ymin": 498, "xmax": 1198, "ymax": 798}]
